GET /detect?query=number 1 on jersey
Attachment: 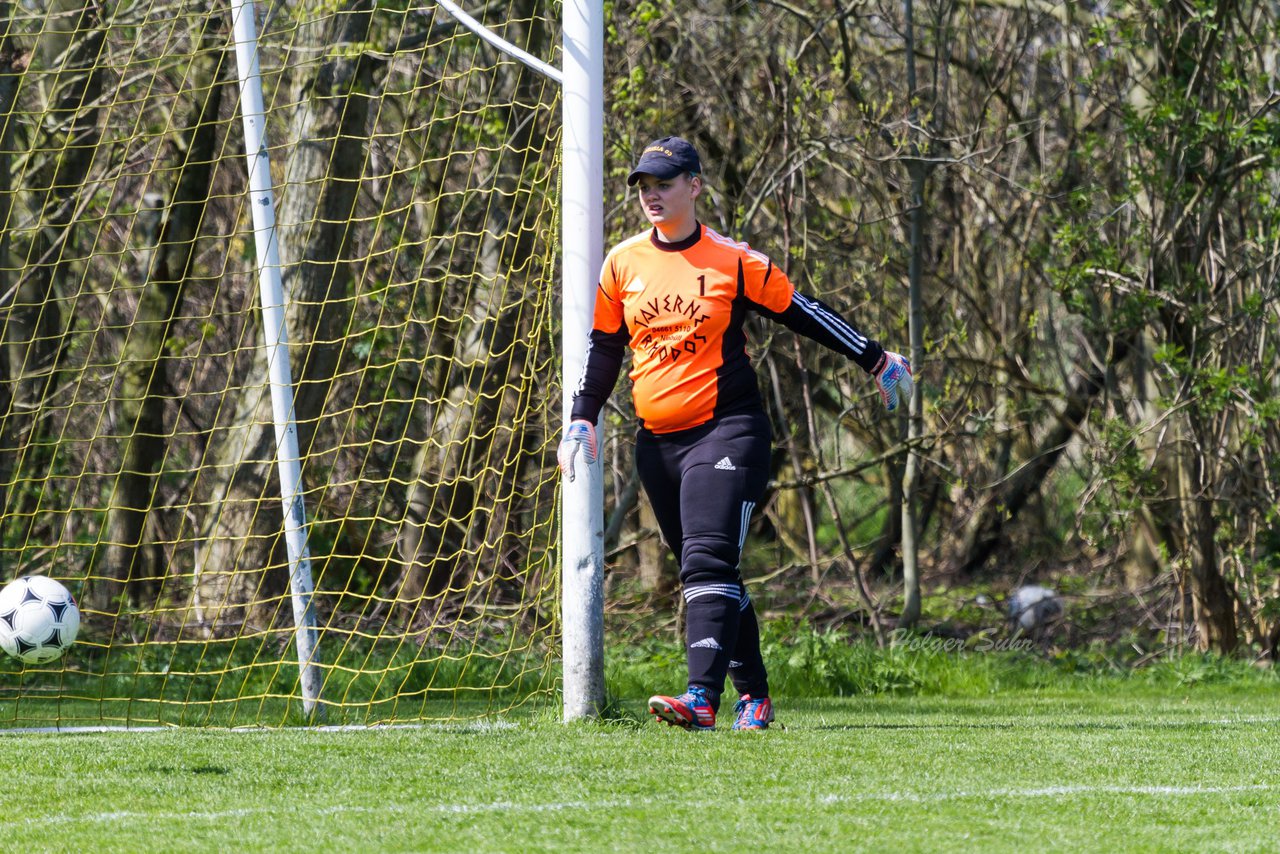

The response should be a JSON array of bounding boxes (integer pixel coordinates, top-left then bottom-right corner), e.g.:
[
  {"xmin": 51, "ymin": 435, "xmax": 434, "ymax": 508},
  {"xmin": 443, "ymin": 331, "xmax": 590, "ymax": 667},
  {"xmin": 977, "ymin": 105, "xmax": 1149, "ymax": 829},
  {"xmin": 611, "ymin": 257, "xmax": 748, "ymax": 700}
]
[{"xmin": 697, "ymin": 274, "xmax": 706, "ymax": 296}]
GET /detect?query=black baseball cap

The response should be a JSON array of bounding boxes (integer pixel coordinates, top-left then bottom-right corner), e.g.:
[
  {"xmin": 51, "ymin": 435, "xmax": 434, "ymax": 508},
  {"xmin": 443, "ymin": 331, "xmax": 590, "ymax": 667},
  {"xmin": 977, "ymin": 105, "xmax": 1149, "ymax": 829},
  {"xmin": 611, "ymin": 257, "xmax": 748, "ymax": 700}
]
[{"xmin": 626, "ymin": 136, "xmax": 702, "ymax": 185}]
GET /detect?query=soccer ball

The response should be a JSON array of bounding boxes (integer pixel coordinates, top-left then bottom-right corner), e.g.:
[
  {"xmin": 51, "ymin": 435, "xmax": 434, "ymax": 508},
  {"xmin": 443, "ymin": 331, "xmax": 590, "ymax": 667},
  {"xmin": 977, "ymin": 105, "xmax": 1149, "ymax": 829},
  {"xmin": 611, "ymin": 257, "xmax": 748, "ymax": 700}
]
[
  {"xmin": 1007, "ymin": 584, "xmax": 1063, "ymax": 632},
  {"xmin": 0, "ymin": 576, "xmax": 80, "ymax": 664}
]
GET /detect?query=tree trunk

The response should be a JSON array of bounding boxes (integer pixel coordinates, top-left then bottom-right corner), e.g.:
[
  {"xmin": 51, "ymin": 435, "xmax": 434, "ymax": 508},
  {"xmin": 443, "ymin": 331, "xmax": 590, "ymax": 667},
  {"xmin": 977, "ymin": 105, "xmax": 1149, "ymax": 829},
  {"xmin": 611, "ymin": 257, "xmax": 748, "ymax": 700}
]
[
  {"xmin": 899, "ymin": 156, "xmax": 926, "ymax": 628},
  {"xmin": 88, "ymin": 19, "xmax": 227, "ymax": 613},
  {"xmin": 636, "ymin": 497, "xmax": 670, "ymax": 594},
  {"xmin": 1178, "ymin": 415, "xmax": 1238, "ymax": 653},
  {"xmin": 3, "ymin": 0, "xmax": 104, "ymax": 528},
  {"xmin": 193, "ymin": 0, "xmax": 374, "ymax": 633},
  {"xmin": 897, "ymin": 0, "xmax": 936, "ymax": 628},
  {"xmin": 0, "ymin": 0, "xmax": 23, "ymax": 520},
  {"xmin": 392, "ymin": 6, "xmax": 550, "ymax": 624},
  {"xmin": 393, "ymin": 226, "xmax": 525, "ymax": 623},
  {"xmin": 957, "ymin": 336, "xmax": 1127, "ymax": 575}
]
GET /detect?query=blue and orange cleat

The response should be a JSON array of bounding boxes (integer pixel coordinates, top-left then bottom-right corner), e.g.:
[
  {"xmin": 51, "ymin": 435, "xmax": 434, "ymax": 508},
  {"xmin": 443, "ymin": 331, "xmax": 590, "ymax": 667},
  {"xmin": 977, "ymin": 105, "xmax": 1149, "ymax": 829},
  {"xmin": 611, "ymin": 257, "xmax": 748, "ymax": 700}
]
[
  {"xmin": 648, "ymin": 686, "xmax": 716, "ymax": 730},
  {"xmin": 731, "ymin": 695, "xmax": 774, "ymax": 731}
]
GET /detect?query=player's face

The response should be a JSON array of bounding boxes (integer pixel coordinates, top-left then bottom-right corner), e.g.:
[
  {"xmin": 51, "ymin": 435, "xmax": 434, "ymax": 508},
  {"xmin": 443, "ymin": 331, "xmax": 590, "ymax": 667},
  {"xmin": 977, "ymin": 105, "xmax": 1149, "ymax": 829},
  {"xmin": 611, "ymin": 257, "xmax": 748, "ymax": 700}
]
[{"xmin": 636, "ymin": 172, "xmax": 702, "ymax": 241}]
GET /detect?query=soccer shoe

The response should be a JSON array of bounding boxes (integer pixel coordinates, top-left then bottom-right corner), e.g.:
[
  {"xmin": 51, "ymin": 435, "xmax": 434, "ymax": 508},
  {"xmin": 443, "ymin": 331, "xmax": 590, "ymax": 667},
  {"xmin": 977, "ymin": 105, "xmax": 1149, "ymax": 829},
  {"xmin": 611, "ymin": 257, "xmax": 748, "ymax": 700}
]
[
  {"xmin": 648, "ymin": 686, "xmax": 716, "ymax": 730},
  {"xmin": 732, "ymin": 695, "xmax": 774, "ymax": 731}
]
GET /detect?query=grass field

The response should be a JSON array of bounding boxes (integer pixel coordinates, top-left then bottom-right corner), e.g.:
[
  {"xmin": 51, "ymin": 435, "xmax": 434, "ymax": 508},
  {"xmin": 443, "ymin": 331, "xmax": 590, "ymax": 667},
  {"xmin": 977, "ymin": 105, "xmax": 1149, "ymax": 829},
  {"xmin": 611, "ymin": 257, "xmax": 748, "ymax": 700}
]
[{"xmin": 6, "ymin": 684, "xmax": 1280, "ymax": 852}]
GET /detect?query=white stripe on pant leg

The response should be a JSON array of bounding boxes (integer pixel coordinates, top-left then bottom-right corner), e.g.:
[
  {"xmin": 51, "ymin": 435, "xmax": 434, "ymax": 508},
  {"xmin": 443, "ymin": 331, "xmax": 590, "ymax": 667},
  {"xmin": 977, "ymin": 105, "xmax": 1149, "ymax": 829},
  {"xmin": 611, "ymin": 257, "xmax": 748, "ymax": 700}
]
[
  {"xmin": 686, "ymin": 583, "xmax": 747, "ymax": 599},
  {"xmin": 683, "ymin": 583, "xmax": 741, "ymax": 596},
  {"xmin": 683, "ymin": 584, "xmax": 743, "ymax": 602},
  {"xmin": 684, "ymin": 584, "xmax": 742, "ymax": 596},
  {"xmin": 738, "ymin": 501, "xmax": 755, "ymax": 551},
  {"xmin": 685, "ymin": 589, "xmax": 745, "ymax": 603},
  {"xmin": 736, "ymin": 501, "xmax": 756, "ymax": 597}
]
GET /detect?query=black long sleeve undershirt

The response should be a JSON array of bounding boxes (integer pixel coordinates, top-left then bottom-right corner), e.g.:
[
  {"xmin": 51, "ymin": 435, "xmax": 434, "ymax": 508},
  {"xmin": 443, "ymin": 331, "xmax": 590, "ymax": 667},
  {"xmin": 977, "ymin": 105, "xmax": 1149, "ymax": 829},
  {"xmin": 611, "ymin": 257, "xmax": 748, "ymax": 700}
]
[{"xmin": 570, "ymin": 326, "xmax": 628, "ymax": 426}]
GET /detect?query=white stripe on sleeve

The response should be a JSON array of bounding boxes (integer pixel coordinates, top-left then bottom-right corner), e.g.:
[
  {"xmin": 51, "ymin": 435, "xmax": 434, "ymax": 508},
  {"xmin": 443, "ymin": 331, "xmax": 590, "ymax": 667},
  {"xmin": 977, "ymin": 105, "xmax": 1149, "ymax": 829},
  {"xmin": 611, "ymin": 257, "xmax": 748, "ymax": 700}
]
[{"xmin": 793, "ymin": 293, "xmax": 867, "ymax": 354}]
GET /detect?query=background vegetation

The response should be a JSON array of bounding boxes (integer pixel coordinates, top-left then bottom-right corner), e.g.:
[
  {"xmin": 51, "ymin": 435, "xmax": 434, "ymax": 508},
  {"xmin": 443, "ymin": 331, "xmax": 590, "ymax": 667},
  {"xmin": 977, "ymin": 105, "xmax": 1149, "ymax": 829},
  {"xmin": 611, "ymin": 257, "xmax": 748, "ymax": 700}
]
[
  {"xmin": 597, "ymin": 0, "xmax": 1280, "ymax": 662},
  {"xmin": 0, "ymin": 0, "xmax": 1277, "ymax": 719}
]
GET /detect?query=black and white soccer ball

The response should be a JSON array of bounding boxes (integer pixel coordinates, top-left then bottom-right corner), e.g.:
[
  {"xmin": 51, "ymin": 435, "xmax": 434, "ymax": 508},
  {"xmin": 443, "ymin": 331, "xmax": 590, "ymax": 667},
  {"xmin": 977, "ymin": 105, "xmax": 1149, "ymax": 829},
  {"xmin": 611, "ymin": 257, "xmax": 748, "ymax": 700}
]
[
  {"xmin": 0, "ymin": 575, "xmax": 80, "ymax": 664},
  {"xmin": 1007, "ymin": 584, "xmax": 1063, "ymax": 632}
]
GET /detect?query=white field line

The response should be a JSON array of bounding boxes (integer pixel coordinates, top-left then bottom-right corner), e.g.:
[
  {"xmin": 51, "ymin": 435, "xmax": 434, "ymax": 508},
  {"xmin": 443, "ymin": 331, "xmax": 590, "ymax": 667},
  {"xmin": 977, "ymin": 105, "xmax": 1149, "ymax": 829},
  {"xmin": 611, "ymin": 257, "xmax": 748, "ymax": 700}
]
[
  {"xmin": 6, "ymin": 713, "xmax": 1280, "ymax": 736},
  {"xmin": 0, "ymin": 720, "xmax": 519, "ymax": 736},
  {"xmin": 1199, "ymin": 716, "xmax": 1280, "ymax": 725},
  {"xmin": 820, "ymin": 784, "xmax": 1276, "ymax": 803},
  {"xmin": 16, "ymin": 785, "xmax": 1276, "ymax": 829},
  {"xmin": 14, "ymin": 799, "xmax": 628, "ymax": 828}
]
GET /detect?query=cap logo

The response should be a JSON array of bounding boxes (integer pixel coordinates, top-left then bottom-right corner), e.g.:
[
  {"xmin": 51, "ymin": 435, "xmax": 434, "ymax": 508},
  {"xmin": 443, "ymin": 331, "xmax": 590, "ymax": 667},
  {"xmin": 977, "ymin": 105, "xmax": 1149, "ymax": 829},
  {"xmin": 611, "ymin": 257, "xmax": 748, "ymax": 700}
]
[{"xmin": 626, "ymin": 137, "xmax": 700, "ymax": 185}]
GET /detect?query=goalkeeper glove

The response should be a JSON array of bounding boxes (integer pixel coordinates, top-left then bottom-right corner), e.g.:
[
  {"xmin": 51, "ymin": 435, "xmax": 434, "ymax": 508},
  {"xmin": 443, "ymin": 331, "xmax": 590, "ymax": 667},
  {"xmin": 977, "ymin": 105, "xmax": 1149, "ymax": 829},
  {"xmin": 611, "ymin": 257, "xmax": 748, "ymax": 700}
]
[
  {"xmin": 558, "ymin": 419, "xmax": 598, "ymax": 482},
  {"xmin": 874, "ymin": 351, "xmax": 914, "ymax": 412}
]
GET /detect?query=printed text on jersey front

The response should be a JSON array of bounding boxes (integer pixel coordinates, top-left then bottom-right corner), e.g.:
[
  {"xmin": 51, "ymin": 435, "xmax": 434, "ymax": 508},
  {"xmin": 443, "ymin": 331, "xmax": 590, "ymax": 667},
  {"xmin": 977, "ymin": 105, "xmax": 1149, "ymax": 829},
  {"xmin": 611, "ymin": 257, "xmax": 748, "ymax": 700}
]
[{"xmin": 628, "ymin": 288, "xmax": 714, "ymax": 365}]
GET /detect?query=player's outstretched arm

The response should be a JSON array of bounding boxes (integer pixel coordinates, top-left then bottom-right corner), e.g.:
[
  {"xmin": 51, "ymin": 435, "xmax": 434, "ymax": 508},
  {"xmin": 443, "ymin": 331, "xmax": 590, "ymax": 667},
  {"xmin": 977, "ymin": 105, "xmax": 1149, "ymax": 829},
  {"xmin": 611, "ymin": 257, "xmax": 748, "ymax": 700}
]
[{"xmin": 754, "ymin": 290, "xmax": 914, "ymax": 411}]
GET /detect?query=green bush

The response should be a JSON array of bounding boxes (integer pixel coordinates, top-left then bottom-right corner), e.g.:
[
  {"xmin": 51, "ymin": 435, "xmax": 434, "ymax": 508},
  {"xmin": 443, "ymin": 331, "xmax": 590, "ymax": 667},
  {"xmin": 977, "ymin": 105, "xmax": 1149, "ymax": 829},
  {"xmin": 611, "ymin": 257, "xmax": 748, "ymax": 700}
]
[{"xmin": 604, "ymin": 620, "xmax": 1280, "ymax": 701}]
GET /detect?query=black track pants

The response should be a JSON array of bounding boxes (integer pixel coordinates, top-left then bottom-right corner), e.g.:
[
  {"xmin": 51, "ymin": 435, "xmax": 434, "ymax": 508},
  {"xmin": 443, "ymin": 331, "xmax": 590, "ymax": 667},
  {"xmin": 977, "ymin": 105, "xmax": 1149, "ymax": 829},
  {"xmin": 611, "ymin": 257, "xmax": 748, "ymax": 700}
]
[{"xmin": 635, "ymin": 411, "xmax": 771, "ymax": 704}]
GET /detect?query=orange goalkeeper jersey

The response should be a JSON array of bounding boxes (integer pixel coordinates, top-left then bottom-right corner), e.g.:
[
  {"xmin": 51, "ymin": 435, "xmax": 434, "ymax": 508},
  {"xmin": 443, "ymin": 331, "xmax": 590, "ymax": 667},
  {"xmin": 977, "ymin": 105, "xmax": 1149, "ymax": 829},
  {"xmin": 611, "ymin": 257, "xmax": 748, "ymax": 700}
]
[{"xmin": 571, "ymin": 224, "xmax": 883, "ymax": 434}]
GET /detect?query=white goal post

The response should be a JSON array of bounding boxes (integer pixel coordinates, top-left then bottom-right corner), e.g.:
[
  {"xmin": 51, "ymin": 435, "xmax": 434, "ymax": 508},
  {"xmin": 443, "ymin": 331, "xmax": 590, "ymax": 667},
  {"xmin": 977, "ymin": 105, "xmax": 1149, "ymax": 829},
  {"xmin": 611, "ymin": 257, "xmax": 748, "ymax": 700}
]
[
  {"xmin": 229, "ymin": 0, "xmax": 325, "ymax": 722},
  {"xmin": 558, "ymin": 0, "xmax": 607, "ymax": 722}
]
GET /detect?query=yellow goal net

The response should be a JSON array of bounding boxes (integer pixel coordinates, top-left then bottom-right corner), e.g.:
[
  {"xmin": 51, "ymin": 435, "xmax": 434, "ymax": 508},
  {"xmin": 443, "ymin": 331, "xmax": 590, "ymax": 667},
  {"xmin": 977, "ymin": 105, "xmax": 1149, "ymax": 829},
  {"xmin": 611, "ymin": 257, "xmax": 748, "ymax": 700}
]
[{"xmin": 0, "ymin": 0, "xmax": 563, "ymax": 726}]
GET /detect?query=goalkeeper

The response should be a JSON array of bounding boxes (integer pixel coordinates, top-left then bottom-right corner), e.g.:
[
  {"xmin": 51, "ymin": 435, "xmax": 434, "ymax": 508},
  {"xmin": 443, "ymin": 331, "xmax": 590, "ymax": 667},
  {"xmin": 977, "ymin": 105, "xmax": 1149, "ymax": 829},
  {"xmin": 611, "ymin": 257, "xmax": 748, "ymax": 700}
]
[{"xmin": 559, "ymin": 136, "xmax": 912, "ymax": 732}]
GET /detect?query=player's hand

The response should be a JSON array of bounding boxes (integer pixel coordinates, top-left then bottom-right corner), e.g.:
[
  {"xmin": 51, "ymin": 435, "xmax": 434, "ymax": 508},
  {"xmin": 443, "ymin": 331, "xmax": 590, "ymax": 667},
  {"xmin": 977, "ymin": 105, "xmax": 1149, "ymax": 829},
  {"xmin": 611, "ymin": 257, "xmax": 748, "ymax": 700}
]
[
  {"xmin": 557, "ymin": 419, "xmax": 598, "ymax": 482},
  {"xmin": 874, "ymin": 351, "xmax": 914, "ymax": 412}
]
